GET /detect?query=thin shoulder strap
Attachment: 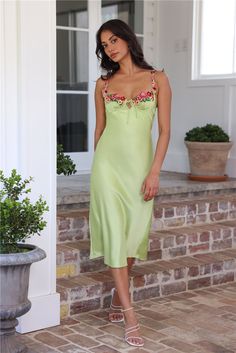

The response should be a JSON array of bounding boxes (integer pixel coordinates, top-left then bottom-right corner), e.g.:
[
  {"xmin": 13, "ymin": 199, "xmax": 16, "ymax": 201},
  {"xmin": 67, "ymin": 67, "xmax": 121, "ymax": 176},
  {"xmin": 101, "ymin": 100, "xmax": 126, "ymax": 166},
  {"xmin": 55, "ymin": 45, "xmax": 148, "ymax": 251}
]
[
  {"xmin": 150, "ymin": 70, "xmax": 157, "ymax": 91},
  {"xmin": 102, "ymin": 77, "xmax": 109, "ymax": 97}
]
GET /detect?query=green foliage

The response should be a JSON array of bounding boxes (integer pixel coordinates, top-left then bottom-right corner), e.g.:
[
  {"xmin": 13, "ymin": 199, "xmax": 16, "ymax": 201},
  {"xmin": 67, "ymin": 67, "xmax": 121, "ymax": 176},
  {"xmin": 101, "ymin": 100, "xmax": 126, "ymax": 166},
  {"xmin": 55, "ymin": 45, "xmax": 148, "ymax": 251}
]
[
  {"xmin": 57, "ymin": 144, "xmax": 77, "ymax": 176},
  {"xmin": 185, "ymin": 124, "xmax": 230, "ymax": 142},
  {"xmin": 0, "ymin": 169, "xmax": 49, "ymax": 254}
]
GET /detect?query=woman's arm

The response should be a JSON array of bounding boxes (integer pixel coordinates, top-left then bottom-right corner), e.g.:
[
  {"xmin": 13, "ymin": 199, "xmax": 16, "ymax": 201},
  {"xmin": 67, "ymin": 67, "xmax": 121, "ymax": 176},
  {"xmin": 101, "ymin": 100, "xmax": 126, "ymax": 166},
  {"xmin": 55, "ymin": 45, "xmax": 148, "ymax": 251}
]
[
  {"xmin": 141, "ymin": 70, "xmax": 172, "ymax": 201},
  {"xmin": 94, "ymin": 78, "xmax": 106, "ymax": 151},
  {"xmin": 150, "ymin": 70, "xmax": 172, "ymax": 175}
]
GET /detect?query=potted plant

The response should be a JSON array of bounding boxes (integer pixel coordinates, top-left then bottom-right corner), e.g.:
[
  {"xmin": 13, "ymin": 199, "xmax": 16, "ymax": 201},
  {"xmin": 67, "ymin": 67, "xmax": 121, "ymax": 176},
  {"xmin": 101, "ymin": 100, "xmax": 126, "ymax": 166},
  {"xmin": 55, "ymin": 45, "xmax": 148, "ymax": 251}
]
[
  {"xmin": 184, "ymin": 124, "xmax": 233, "ymax": 181},
  {"xmin": 0, "ymin": 169, "xmax": 49, "ymax": 353},
  {"xmin": 57, "ymin": 144, "xmax": 77, "ymax": 176}
]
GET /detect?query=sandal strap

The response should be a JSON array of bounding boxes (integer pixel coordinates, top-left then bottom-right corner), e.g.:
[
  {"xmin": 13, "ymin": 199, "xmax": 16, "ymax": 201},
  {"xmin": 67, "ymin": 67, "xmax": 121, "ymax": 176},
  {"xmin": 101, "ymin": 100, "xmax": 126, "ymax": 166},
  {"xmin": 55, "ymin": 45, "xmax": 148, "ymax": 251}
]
[
  {"xmin": 126, "ymin": 336, "xmax": 143, "ymax": 341},
  {"xmin": 110, "ymin": 303, "xmax": 122, "ymax": 310},
  {"xmin": 110, "ymin": 288, "xmax": 122, "ymax": 310},
  {"xmin": 125, "ymin": 324, "xmax": 140, "ymax": 334},
  {"xmin": 121, "ymin": 306, "xmax": 134, "ymax": 312}
]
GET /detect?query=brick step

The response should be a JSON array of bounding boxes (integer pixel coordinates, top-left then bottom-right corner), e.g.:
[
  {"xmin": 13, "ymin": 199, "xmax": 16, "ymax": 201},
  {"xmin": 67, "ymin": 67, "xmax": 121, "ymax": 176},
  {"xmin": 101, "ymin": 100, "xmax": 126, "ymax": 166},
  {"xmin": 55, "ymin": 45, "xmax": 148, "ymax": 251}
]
[
  {"xmin": 57, "ymin": 241, "xmax": 107, "ymax": 278},
  {"xmin": 57, "ymin": 248, "xmax": 236, "ymax": 319},
  {"xmin": 57, "ymin": 194, "xmax": 236, "ymax": 243},
  {"xmin": 56, "ymin": 220, "xmax": 236, "ymax": 279}
]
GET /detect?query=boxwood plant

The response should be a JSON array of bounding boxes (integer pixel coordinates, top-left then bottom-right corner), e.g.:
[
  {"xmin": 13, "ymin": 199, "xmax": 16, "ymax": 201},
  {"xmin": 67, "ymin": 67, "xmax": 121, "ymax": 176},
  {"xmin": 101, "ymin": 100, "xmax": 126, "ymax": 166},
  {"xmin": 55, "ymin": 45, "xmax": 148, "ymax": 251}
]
[
  {"xmin": 57, "ymin": 144, "xmax": 77, "ymax": 176},
  {"xmin": 0, "ymin": 169, "xmax": 49, "ymax": 254},
  {"xmin": 185, "ymin": 124, "xmax": 230, "ymax": 142}
]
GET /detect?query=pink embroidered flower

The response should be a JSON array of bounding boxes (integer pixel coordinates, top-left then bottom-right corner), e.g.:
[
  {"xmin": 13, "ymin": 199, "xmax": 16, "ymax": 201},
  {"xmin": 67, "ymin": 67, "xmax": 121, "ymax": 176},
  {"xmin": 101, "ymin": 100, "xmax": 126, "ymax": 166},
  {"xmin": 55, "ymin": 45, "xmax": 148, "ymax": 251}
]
[
  {"xmin": 104, "ymin": 89, "xmax": 156, "ymax": 105},
  {"xmin": 113, "ymin": 94, "xmax": 119, "ymax": 98}
]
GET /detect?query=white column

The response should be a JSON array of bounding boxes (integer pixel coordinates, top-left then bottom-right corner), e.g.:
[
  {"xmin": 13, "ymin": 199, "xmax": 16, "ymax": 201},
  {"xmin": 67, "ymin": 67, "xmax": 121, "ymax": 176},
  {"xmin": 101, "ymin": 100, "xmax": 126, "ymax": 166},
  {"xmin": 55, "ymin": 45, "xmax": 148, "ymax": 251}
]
[
  {"xmin": 0, "ymin": 0, "xmax": 60, "ymax": 333},
  {"xmin": 0, "ymin": 0, "xmax": 20, "ymax": 171}
]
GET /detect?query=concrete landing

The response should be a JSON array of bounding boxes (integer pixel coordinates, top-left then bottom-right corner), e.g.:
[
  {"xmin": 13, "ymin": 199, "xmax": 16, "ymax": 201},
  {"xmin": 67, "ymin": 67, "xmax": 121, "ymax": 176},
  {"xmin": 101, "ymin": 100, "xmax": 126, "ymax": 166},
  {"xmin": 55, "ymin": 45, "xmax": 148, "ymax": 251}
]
[{"xmin": 57, "ymin": 171, "xmax": 236, "ymax": 207}]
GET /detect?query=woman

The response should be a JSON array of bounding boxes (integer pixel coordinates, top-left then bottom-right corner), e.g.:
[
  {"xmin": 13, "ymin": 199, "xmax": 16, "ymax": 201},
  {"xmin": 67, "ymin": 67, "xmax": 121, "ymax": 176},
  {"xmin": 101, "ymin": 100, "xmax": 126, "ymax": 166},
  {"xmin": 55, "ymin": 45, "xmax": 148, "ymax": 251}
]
[{"xmin": 89, "ymin": 19, "xmax": 171, "ymax": 347}]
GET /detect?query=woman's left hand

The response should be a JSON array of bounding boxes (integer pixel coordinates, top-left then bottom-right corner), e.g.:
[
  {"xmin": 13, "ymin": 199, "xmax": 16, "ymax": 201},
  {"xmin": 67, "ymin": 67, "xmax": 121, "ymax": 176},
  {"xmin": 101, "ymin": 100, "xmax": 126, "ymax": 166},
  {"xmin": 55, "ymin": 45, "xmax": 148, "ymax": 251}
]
[{"xmin": 141, "ymin": 172, "xmax": 159, "ymax": 202}]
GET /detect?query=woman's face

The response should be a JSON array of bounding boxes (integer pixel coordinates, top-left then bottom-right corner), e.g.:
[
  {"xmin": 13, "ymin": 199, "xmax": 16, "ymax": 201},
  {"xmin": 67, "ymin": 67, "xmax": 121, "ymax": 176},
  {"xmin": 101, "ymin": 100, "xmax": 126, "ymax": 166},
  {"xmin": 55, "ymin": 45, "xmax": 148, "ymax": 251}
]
[{"xmin": 100, "ymin": 30, "xmax": 129, "ymax": 62}]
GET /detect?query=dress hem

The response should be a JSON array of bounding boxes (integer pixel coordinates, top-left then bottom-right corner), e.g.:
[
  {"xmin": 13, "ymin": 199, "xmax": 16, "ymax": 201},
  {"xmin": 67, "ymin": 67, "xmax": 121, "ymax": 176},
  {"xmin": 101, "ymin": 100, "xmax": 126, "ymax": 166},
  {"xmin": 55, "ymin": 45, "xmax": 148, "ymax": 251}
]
[{"xmin": 89, "ymin": 252, "xmax": 148, "ymax": 268}]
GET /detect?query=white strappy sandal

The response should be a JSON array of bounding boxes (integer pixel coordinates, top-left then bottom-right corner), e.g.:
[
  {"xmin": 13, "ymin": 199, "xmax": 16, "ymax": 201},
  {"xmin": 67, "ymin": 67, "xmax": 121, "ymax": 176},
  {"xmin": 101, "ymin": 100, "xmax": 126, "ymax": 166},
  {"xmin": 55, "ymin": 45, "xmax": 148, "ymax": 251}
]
[
  {"xmin": 121, "ymin": 307, "xmax": 144, "ymax": 347},
  {"xmin": 108, "ymin": 288, "xmax": 124, "ymax": 323}
]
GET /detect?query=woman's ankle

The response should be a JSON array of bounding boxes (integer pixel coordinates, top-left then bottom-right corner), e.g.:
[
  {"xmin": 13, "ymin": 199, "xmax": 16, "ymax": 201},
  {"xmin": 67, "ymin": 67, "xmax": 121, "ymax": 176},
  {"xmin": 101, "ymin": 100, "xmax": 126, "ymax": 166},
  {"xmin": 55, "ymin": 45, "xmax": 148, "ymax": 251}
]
[
  {"xmin": 111, "ymin": 289, "xmax": 121, "ymax": 306},
  {"xmin": 123, "ymin": 308, "xmax": 138, "ymax": 324}
]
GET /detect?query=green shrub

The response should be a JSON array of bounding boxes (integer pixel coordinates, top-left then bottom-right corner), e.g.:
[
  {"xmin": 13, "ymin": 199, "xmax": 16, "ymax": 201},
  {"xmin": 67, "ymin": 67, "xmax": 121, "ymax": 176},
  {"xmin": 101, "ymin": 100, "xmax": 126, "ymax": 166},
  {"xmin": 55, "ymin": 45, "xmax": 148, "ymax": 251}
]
[
  {"xmin": 185, "ymin": 124, "xmax": 230, "ymax": 142},
  {"xmin": 0, "ymin": 169, "xmax": 49, "ymax": 254},
  {"xmin": 57, "ymin": 144, "xmax": 77, "ymax": 176}
]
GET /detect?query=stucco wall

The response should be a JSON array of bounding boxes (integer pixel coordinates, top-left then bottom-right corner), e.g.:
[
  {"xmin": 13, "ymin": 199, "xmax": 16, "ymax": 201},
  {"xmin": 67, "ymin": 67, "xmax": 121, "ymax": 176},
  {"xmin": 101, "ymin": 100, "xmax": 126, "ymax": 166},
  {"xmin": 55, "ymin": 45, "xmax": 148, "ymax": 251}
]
[{"xmin": 156, "ymin": 0, "xmax": 236, "ymax": 177}]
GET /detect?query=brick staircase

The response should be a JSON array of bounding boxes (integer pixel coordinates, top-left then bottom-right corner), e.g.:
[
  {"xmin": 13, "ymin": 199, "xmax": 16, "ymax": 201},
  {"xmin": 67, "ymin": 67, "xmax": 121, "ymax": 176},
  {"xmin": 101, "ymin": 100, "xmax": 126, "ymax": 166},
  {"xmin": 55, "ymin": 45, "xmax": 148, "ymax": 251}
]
[{"xmin": 57, "ymin": 181, "xmax": 236, "ymax": 319}]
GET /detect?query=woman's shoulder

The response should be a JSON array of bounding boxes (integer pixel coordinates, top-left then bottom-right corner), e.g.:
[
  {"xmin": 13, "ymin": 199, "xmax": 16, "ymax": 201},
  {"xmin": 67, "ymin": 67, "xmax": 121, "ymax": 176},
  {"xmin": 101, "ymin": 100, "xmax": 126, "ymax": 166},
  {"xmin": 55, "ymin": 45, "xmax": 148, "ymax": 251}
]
[
  {"xmin": 95, "ymin": 75, "xmax": 108, "ymax": 89},
  {"xmin": 151, "ymin": 67, "xmax": 165, "ymax": 76},
  {"xmin": 152, "ymin": 68, "xmax": 170, "ymax": 86},
  {"xmin": 97, "ymin": 75, "xmax": 108, "ymax": 83},
  {"xmin": 94, "ymin": 77, "xmax": 108, "ymax": 98}
]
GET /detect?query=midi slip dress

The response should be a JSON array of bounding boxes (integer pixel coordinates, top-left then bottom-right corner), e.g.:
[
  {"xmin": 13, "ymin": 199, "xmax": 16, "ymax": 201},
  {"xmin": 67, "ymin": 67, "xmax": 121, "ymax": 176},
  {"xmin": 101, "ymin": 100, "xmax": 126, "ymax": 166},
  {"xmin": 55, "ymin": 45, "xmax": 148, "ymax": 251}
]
[{"xmin": 89, "ymin": 70, "xmax": 158, "ymax": 268}]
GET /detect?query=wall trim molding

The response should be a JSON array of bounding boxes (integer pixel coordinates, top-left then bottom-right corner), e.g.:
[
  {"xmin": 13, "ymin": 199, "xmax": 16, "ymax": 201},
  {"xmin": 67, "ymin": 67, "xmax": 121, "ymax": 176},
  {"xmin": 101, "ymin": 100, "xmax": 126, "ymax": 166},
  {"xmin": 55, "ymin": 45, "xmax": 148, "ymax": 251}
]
[{"xmin": 17, "ymin": 293, "xmax": 60, "ymax": 334}]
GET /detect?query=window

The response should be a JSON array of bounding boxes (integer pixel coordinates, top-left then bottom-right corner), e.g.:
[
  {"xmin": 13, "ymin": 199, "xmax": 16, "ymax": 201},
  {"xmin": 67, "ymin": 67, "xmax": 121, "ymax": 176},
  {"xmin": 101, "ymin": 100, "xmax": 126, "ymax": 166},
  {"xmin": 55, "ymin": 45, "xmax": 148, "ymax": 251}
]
[
  {"xmin": 192, "ymin": 0, "xmax": 236, "ymax": 79},
  {"xmin": 101, "ymin": 0, "xmax": 144, "ymax": 47},
  {"xmin": 56, "ymin": 0, "xmax": 145, "ymax": 172},
  {"xmin": 56, "ymin": 1, "xmax": 89, "ymax": 153}
]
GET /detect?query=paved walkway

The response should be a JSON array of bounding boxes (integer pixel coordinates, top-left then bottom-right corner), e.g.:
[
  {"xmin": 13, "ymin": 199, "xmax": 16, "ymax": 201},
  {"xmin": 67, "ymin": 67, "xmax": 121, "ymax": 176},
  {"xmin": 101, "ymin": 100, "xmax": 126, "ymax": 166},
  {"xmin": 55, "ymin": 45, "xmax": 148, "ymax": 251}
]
[{"xmin": 21, "ymin": 282, "xmax": 236, "ymax": 353}]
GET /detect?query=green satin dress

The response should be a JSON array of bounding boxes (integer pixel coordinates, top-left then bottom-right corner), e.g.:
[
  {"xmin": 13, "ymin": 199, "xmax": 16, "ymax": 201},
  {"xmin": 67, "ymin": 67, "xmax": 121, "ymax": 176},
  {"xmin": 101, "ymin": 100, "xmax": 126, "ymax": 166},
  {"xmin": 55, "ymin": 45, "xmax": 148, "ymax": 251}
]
[{"xmin": 89, "ymin": 70, "xmax": 158, "ymax": 268}]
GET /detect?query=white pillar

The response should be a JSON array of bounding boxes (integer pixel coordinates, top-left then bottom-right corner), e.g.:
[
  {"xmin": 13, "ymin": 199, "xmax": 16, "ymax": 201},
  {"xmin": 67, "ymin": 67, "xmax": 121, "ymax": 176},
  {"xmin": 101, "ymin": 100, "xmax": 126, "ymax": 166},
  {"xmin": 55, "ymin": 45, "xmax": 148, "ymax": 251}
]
[{"xmin": 0, "ymin": 0, "xmax": 60, "ymax": 333}]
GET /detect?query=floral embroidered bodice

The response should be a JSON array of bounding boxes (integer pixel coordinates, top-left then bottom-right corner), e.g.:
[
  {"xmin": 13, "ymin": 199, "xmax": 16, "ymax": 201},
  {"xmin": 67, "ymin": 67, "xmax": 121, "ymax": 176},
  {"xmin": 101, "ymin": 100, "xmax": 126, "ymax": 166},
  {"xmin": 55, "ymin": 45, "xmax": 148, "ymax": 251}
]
[{"xmin": 102, "ymin": 70, "xmax": 158, "ymax": 109}]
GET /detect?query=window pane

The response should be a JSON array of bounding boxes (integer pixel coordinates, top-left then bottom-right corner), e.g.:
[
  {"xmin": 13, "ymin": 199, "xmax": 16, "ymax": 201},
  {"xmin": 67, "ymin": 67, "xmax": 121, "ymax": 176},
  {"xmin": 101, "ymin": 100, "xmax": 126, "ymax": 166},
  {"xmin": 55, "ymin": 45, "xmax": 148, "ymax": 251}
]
[
  {"xmin": 57, "ymin": 29, "xmax": 88, "ymax": 91},
  {"xmin": 201, "ymin": 0, "xmax": 235, "ymax": 75},
  {"xmin": 102, "ymin": 0, "xmax": 143, "ymax": 34},
  {"xmin": 57, "ymin": 94, "xmax": 88, "ymax": 152},
  {"xmin": 56, "ymin": 0, "xmax": 88, "ymax": 28},
  {"xmin": 134, "ymin": 1, "xmax": 143, "ymax": 33}
]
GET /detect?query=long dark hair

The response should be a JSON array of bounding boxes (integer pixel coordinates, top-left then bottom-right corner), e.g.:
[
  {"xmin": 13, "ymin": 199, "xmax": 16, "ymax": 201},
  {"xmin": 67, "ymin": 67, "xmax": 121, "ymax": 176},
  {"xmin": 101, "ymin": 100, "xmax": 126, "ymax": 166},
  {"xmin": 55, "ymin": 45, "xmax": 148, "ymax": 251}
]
[{"xmin": 95, "ymin": 19, "xmax": 156, "ymax": 80}]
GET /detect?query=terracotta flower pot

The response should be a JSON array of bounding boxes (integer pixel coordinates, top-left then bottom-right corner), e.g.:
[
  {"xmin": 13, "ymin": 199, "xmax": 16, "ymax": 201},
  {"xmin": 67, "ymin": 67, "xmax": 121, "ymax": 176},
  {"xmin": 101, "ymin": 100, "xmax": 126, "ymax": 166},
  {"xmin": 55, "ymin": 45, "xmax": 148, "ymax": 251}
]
[{"xmin": 185, "ymin": 141, "xmax": 233, "ymax": 181}]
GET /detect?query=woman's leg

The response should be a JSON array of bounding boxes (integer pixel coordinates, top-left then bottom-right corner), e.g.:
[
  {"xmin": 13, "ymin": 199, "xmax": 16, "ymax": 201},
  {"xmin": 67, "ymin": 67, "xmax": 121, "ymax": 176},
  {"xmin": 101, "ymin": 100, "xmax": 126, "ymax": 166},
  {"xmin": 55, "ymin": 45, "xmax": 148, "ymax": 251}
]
[
  {"xmin": 110, "ymin": 257, "xmax": 135, "ymax": 306},
  {"xmin": 127, "ymin": 257, "xmax": 135, "ymax": 274},
  {"xmin": 109, "ymin": 263, "xmax": 143, "ymax": 346}
]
